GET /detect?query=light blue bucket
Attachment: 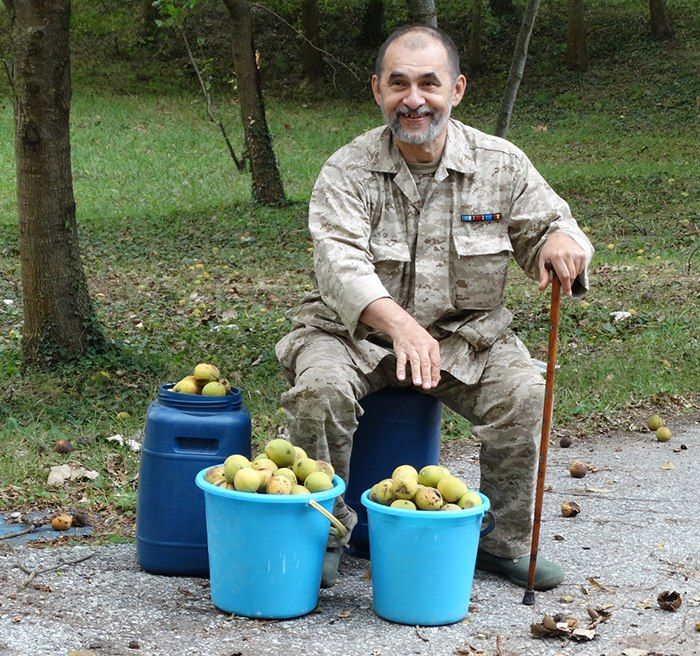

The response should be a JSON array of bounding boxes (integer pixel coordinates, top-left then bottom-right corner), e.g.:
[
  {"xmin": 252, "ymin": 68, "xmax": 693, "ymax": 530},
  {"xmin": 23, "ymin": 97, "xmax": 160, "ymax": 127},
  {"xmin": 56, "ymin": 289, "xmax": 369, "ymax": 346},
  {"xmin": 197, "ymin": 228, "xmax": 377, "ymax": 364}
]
[
  {"xmin": 361, "ymin": 490, "xmax": 494, "ymax": 626},
  {"xmin": 196, "ymin": 468, "xmax": 346, "ymax": 619}
]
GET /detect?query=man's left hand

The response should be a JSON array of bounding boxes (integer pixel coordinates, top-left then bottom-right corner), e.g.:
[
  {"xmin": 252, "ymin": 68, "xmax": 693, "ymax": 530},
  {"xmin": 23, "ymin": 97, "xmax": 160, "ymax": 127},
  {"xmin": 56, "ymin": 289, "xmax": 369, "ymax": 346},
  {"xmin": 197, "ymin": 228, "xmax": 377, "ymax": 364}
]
[{"xmin": 538, "ymin": 232, "xmax": 587, "ymax": 296}]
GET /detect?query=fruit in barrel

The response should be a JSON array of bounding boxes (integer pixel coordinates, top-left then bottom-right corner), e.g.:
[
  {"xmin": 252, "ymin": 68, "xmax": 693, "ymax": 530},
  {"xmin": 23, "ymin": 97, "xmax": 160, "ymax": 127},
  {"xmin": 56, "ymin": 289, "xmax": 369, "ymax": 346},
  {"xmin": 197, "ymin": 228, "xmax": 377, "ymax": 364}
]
[
  {"xmin": 437, "ymin": 475, "xmax": 468, "ymax": 503},
  {"xmin": 173, "ymin": 376, "xmax": 200, "ymax": 394},
  {"xmin": 202, "ymin": 380, "xmax": 227, "ymax": 396},
  {"xmin": 267, "ymin": 475, "xmax": 292, "ymax": 495},
  {"xmin": 205, "ymin": 465, "xmax": 226, "ymax": 485},
  {"xmin": 414, "ymin": 486, "xmax": 443, "ymax": 511},
  {"xmin": 457, "ymin": 491, "xmax": 482, "ymax": 509},
  {"xmin": 392, "ymin": 474, "xmax": 418, "ymax": 500},
  {"xmin": 223, "ymin": 454, "xmax": 250, "ymax": 483},
  {"xmin": 370, "ymin": 478, "xmax": 396, "ymax": 505},
  {"xmin": 193, "ymin": 363, "xmax": 220, "ymax": 384},
  {"xmin": 417, "ymin": 465, "xmax": 450, "ymax": 488},
  {"xmin": 265, "ymin": 438, "xmax": 296, "ymax": 467},
  {"xmin": 646, "ymin": 414, "xmax": 664, "ymax": 431},
  {"xmin": 293, "ymin": 457, "xmax": 319, "ymax": 483},
  {"xmin": 304, "ymin": 471, "xmax": 333, "ymax": 492},
  {"xmin": 390, "ymin": 499, "xmax": 416, "ymax": 510},
  {"xmin": 233, "ymin": 467, "xmax": 261, "ymax": 492}
]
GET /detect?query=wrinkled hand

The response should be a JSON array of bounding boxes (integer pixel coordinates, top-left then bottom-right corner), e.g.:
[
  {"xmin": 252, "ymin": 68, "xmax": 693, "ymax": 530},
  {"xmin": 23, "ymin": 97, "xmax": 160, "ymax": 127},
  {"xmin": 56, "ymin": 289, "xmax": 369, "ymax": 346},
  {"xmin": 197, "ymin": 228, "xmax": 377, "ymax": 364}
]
[
  {"xmin": 538, "ymin": 232, "xmax": 587, "ymax": 296},
  {"xmin": 393, "ymin": 320, "xmax": 441, "ymax": 390}
]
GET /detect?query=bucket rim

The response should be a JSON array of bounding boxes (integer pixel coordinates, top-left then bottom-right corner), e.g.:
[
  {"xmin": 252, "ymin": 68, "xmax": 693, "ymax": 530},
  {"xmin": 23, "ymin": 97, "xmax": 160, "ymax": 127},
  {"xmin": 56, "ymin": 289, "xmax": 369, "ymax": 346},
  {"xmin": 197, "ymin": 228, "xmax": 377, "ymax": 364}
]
[
  {"xmin": 360, "ymin": 489, "xmax": 490, "ymax": 518},
  {"xmin": 195, "ymin": 468, "xmax": 346, "ymax": 502}
]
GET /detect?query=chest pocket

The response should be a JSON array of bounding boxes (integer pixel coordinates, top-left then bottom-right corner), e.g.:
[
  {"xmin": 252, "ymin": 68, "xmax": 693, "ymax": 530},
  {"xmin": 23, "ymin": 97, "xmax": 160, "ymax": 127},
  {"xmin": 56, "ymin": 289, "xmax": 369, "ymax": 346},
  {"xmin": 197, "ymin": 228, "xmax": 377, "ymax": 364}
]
[
  {"xmin": 451, "ymin": 224, "xmax": 513, "ymax": 310},
  {"xmin": 370, "ymin": 238, "xmax": 410, "ymax": 302}
]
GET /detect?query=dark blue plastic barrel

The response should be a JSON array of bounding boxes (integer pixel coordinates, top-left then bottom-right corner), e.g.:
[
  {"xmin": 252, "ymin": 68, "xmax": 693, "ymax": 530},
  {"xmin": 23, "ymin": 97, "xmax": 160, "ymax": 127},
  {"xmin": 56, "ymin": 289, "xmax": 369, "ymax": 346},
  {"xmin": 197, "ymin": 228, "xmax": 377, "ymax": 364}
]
[
  {"xmin": 345, "ymin": 388, "xmax": 442, "ymax": 558},
  {"xmin": 136, "ymin": 384, "xmax": 251, "ymax": 577}
]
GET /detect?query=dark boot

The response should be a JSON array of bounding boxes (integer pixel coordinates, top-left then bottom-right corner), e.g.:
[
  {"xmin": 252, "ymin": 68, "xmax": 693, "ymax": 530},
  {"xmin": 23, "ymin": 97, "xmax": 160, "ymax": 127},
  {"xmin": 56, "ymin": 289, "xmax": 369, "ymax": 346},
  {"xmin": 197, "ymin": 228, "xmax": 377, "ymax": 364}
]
[
  {"xmin": 476, "ymin": 549, "xmax": 564, "ymax": 590},
  {"xmin": 321, "ymin": 547, "xmax": 343, "ymax": 588}
]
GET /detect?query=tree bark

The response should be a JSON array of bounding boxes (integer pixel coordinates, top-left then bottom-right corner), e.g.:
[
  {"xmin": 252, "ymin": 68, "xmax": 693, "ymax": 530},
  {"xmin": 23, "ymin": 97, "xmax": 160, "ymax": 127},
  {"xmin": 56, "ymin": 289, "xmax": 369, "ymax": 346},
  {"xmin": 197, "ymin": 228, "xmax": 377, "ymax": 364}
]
[
  {"xmin": 5, "ymin": 0, "xmax": 106, "ymax": 368},
  {"xmin": 650, "ymin": 0, "xmax": 675, "ymax": 39},
  {"xmin": 494, "ymin": 0, "xmax": 541, "ymax": 139},
  {"xmin": 406, "ymin": 0, "xmax": 437, "ymax": 27},
  {"xmin": 300, "ymin": 0, "xmax": 322, "ymax": 83},
  {"xmin": 359, "ymin": 0, "xmax": 387, "ymax": 47},
  {"xmin": 222, "ymin": 0, "xmax": 285, "ymax": 206},
  {"xmin": 141, "ymin": 0, "xmax": 158, "ymax": 40},
  {"xmin": 564, "ymin": 0, "xmax": 588, "ymax": 71},
  {"xmin": 469, "ymin": 0, "xmax": 483, "ymax": 73}
]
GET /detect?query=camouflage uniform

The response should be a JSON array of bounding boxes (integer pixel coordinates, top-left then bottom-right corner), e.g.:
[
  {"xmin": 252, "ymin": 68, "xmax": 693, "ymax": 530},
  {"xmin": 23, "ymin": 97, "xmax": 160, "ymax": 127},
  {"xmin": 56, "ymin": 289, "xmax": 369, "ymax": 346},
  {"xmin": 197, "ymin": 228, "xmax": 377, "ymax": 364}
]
[{"xmin": 276, "ymin": 120, "xmax": 594, "ymax": 557}]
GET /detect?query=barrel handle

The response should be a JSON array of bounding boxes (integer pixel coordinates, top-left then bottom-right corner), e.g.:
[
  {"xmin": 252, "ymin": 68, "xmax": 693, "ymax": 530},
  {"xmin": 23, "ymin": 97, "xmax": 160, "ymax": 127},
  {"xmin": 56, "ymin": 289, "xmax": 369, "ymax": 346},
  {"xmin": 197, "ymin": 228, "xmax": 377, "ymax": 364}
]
[
  {"xmin": 308, "ymin": 499, "xmax": 348, "ymax": 538},
  {"xmin": 480, "ymin": 510, "xmax": 496, "ymax": 538}
]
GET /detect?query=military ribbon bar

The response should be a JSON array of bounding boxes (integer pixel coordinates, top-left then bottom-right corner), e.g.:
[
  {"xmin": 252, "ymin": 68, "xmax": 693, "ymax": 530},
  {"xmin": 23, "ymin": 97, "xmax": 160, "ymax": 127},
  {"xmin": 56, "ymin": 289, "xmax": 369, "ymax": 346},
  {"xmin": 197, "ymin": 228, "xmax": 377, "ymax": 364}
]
[{"xmin": 460, "ymin": 212, "xmax": 503, "ymax": 222}]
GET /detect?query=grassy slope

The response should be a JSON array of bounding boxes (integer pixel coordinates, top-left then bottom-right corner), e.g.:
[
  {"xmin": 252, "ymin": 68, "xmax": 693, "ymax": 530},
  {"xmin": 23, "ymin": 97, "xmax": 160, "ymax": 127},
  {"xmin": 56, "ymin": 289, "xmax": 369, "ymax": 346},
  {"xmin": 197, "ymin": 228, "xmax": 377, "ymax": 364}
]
[{"xmin": 0, "ymin": 1, "xmax": 698, "ymax": 516}]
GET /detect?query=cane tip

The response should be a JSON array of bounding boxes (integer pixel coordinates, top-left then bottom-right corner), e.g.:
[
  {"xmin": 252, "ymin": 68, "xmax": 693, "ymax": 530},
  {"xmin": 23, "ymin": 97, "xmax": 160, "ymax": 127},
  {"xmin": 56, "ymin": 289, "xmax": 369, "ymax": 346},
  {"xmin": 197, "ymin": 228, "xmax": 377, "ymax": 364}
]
[{"xmin": 522, "ymin": 589, "xmax": 535, "ymax": 605}]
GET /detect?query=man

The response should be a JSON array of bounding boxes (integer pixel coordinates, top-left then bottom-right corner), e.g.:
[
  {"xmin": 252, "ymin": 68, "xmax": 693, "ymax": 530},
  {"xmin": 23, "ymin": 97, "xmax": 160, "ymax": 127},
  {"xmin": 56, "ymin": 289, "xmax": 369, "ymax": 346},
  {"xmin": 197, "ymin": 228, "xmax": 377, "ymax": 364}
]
[{"xmin": 276, "ymin": 25, "xmax": 593, "ymax": 590}]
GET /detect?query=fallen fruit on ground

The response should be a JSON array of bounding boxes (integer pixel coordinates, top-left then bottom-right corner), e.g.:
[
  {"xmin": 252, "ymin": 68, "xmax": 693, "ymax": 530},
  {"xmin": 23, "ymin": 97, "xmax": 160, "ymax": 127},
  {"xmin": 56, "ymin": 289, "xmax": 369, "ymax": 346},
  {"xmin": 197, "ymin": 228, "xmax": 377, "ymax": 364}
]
[
  {"xmin": 51, "ymin": 514, "xmax": 73, "ymax": 531},
  {"xmin": 646, "ymin": 414, "xmax": 664, "ymax": 431},
  {"xmin": 656, "ymin": 426, "xmax": 672, "ymax": 442},
  {"xmin": 569, "ymin": 460, "xmax": 588, "ymax": 478},
  {"xmin": 561, "ymin": 501, "xmax": 581, "ymax": 517},
  {"xmin": 55, "ymin": 439, "xmax": 73, "ymax": 454}
]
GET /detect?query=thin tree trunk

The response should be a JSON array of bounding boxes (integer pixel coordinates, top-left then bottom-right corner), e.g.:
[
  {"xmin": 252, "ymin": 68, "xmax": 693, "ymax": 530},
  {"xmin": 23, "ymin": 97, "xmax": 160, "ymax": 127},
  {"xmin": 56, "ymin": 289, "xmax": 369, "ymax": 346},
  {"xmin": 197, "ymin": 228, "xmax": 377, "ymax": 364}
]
[
  {"xmin": 406, "ymin": 0, "xmax": 437, "ymax": 27},
  {"xmin": 650, "ymin": 0, "xmax": 675, "ymax": 39},
  {"xmin": 494, "ymin": 0, "xmax": 541, "ymax": 139},
  {"xmin": 564, "ymin": 0, "xmax": 588, "ymax": 71},
  {"xmin": 141, "ymin": 0, "xmax": 158, "ymax": 40},
  {"xmin": 300, "ymin": 0, "xmax": 322, "ymax": 83},
  {"xmin": 222, "ymin": 0, "xmax": 285, "ymax": 206},
  {"xmin": 5, "ymin": 0, "xmax": 106, "ymax": 369},
  {"xmin": 469, "ymin": 0, "xmax": 483, "ymax": 73},
  {"xmin": 360, "ymin": 0, "xmax": 387, "ymax": 47}
]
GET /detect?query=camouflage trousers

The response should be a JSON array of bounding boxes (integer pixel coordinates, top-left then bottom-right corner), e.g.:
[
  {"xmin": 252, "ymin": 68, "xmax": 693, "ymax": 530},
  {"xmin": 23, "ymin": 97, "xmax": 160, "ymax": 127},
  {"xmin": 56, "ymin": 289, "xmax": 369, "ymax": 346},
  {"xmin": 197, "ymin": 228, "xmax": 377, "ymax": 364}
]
[{"xmin": 278, "ymin": 328, "xmax": 544, "ymax": 558}]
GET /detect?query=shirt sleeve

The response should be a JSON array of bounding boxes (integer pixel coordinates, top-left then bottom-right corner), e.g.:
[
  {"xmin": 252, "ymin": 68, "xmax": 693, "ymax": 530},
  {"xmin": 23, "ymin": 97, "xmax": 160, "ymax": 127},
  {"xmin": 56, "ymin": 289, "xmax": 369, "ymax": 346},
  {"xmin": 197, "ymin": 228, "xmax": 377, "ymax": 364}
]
[
  {"xmin": 309, "ymin": 160, "xmax": 391, "ymax": 337},
  {"xmin": 508, "ymin": 153, "xmax": 595, "ymax": 296}
]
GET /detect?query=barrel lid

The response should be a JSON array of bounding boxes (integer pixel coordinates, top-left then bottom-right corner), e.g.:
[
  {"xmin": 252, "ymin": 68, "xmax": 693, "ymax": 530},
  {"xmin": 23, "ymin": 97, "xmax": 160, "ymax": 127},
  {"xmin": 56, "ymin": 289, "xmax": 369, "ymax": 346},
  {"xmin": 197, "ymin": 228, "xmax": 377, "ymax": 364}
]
[{"xmin": 157, "ymin": 383, "xmax": 243, "ymax": 410}]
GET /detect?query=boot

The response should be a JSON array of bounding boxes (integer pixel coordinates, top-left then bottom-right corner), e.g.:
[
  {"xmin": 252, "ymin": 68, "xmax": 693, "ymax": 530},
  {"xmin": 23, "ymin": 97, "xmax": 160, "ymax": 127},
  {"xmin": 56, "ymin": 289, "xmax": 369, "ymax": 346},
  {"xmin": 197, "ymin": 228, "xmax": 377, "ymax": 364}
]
[
  {"xmin": 321, "ymin": 547, "xmax": 343, "ymax": 588},
  {"xmin": 476, "ymin": 549, "xmax": 564, "ymax": 590}
]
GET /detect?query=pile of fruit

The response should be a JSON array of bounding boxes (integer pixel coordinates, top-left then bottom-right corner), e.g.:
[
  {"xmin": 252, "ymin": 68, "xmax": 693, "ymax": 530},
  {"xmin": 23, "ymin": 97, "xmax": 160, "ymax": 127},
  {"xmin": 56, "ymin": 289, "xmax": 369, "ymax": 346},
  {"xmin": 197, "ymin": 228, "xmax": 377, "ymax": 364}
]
[
  {"xmin": 171, "ymin": 363, "xmax": 231, "ymax": 396},
  {"xmin": 369, "ymin": 465, "xmax": 482, "ymax": 511},
  {"xmin": 647, "ymin": 414, "xmax": 672, "ymax": 442},
  {"xmin": 204, "ymin": 438, "xmax": 336, "ymax": 495}
]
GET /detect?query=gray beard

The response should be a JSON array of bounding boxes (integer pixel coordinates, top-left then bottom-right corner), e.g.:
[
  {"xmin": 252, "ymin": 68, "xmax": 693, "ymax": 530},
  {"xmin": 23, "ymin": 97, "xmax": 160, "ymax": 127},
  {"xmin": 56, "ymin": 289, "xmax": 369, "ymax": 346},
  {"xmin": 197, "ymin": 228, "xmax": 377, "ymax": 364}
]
[{"xmin": 384, "ymin": 105, "xmax": 452, "ymax": 145}]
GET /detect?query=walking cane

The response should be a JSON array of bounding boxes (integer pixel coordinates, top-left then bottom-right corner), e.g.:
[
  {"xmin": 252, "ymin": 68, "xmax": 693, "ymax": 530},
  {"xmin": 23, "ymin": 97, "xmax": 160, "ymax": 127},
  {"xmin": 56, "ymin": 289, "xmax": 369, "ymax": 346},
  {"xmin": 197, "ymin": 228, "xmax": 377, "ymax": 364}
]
[{"xmin": 522, "ymin": 273, "xmax": 562, "ymax": 605}]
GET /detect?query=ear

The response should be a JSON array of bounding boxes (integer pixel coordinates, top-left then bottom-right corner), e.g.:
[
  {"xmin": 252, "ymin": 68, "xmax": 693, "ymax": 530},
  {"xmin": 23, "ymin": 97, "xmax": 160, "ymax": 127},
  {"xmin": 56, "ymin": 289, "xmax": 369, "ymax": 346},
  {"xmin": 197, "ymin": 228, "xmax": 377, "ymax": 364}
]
[
  {"xmin": 371, "ymin": 74, "xmax": 382, "ymax": 106},
  {"xmin": 451, "ymin": 74, "xmax": 467, "ymax": 107}
]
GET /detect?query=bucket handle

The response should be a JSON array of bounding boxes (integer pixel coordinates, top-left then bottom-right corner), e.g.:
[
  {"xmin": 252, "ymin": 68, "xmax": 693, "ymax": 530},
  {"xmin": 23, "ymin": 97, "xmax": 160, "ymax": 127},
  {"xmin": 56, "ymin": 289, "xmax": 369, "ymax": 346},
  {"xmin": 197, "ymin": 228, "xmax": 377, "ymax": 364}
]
[
  {"xmin": 480, "ymin": 510, "xmax": 496, "ymax": 538},
  {"xmin": 308, "ymin": 499, "xmax": 348, "ymax": 538}
]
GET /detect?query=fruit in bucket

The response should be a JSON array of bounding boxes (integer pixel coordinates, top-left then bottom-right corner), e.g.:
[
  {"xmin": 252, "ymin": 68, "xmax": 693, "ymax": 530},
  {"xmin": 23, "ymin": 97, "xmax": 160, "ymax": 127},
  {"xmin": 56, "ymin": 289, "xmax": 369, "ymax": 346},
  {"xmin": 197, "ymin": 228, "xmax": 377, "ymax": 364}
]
[
  {"xmin": 370, "ymin": 479, "xmax": 397, "ymax": 506},
  {"xmin": 316, "ymin": 460, "xmax": 335, "ymax": 478},
  {"xmin": 267, "ymin": 475, "xmax": 293, "ymax": 495},
  {"xmin": 392, "ymin": 465, "xmax": 418, "ymax": 480},
  {"xmin": 293, "ymin": 457, "xmax": 319, "ymax": 483},
  {"xmin": 223, "ymin": 454, "xmax": 250, "ymax": 483},
  {"xmin": 233, "ymin": 467, "xmax": 261, "ymax": 493},
  {"xmin": 437, "ymin": 475, "xmax": 468, "ymax": 503},
  {"xmin": 390, "ymin": 499, "xmax": 416, "ymax": 510},
  {"xmin": 417, "ymin": 465, "xmax": 450, "ymax": 488},
  {"xmin": 275, "ymin": 468, "xmax": 297, "ymax": 486},
  {"xmin": 414, "ymin": 486, "xmax": 443, "ymax": 511},
  {"xmin": 457, "ymin": 491, "xmax": 482, "ymax": 509},
  {"xmin": 205, "ymin": 465, "xmax": 226, "ymax": 486},
  {"xmin": 251, "ymin": 458, "xmax": 278, "ymax": 473},
  {"xmin": 256, "ymin": 469, "xmax": 273, "ymax": 492},
  {"xmin": 441, "ymin": 503, "xmax": 462, "ymax": 511},
  {"xmin": 392, "ymin": 474, "xmax": 418, "ymax": 500},
  {"xmin": 265, "ymin": 438, "xmax": 296, "ymax": 467},
  {"xmin": 304, "ymin": 471, "xmax": 334, "ymax": 492}
]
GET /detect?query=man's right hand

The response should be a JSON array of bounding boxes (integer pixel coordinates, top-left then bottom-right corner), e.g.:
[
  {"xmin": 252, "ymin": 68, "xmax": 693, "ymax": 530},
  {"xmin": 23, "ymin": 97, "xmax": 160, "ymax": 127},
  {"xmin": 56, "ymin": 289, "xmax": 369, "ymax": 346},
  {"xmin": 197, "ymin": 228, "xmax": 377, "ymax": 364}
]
[{"xmin": 359, "ymin": 297, "xmax": 441, "ymax": 389}]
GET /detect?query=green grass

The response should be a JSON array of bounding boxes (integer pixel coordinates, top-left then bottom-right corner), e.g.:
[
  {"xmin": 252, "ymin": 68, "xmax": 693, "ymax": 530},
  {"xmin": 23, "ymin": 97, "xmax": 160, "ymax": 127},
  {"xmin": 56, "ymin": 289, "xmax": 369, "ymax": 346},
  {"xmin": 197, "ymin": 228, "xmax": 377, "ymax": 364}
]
[{"xmin": 0, "ymin": 0, "xmax": 698, "ymax": 523}]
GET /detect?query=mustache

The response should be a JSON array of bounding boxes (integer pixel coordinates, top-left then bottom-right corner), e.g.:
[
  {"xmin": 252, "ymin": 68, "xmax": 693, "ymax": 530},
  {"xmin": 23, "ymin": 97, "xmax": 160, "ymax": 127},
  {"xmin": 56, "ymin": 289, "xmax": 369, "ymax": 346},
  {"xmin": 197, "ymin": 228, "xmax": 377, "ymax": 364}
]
[{"xmin": 395, "ymin": 105, "xmax": 434, "ymax": 118}]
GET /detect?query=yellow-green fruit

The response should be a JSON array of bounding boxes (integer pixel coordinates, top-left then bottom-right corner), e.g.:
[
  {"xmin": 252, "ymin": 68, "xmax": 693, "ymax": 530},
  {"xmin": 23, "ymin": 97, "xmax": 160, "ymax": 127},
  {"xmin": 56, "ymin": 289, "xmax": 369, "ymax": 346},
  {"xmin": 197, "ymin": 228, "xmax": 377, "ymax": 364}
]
[
  {"xmin": 392, "ymin": 465, "xmax": 418, "ymax": 480},
  {"xmin": 293, "ymin": 446, "xmax": 307, "ymax": 461},
  {"xmin": 417, "ymin": 465, "xmax": 450, "ymax": 488},
  {"xmin": 205, "ymin": 465, "xmax": 226, "ymax": 485},
  {"xmin": 291, "ymin": 484, "xmax": 310, "ymax": 495},
  {"xmin": 275, "ymin": 468, "xmax": 297, "ymax": 487},
  {"xmin": 457, "ymin": 491, "xmax": 483, "ymax": 509},
  {"xmin": 218, "ymin": 378, "xmax": 232, "ymax": 394},
  {"xmin": 370, "ymin": 478, "xmax": 396, "ymax": 505},
  {"xmin": 223, "ymin": 454, "xmax": 250, "ymax": 483},
  {"xmin": 304, "ymin": 471, "xmax": 333, "ymax": 492},
  {"xmin": 441, "ymin": 503, "xmax": 462, "ymax": 511},
  {"xmin": 414, "ymin": 486, "xmax": 443, "ymax": 511},
  {"xmin": 392, "ymin": 474, "xmax": 418, "ymax": 500},
  {"xmin": 390, "ymin": 499, "xmax": 416, "ymax": 510},
  {"xmin": 437, "ymin": 475, "xmax": 468, "ymax": 503},
  {"xmin": 251, "ymin": 458, "xmax": 278, "ymax": 473},
  {"xmin": 264, "ymin": 438, "xmax": 296, "ymax": 467},
  {"xmin": 193, "ymin": 363, "xmax": 220, "ymax": 383},
  {"xmin": 316, "ymin": 460, "xmax": 335, "ymax": 478},
  {"xmin": 202, "ymin": 381, "xmax": 227, "ymax": 396},
  {"xmin": 219, "ymin": 482, "xmax": 236, "ymax": 490},
  {"xmin": 293, "ymin": 457, "xmax": 319, "ymax": 483},
  {"xmin": 257, "ymin": 469, "xmax": 273, "ymax": 492},
  {"xmin": 116, "ymin": 411, "xmax": 130, "ymax": 421},
  {"xmin": 173, "ymin": 377, "xmax": 199, "ymax": 395},
  {"xmin": 647, "ymin": 414, "xmax": 664, "ymax": 431},
  {"xmin": 266, "ymin": 475, "xmax": 292, "ymax": 495},
  {"xmin": 233, "ymin": 467, "xmax": 261, "ymax": 492},
  {"xmin": 656, "ymin": 426, "xmax": 672, "ymax": 442}
]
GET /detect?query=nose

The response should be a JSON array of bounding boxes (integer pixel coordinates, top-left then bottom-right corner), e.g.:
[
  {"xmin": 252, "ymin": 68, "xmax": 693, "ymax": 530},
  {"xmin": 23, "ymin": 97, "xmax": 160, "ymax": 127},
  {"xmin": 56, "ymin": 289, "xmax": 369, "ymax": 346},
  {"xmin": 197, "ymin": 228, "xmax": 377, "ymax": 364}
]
[{"xmin": 403, "ymin": 84, "xmax": 424, "ymax": 110}]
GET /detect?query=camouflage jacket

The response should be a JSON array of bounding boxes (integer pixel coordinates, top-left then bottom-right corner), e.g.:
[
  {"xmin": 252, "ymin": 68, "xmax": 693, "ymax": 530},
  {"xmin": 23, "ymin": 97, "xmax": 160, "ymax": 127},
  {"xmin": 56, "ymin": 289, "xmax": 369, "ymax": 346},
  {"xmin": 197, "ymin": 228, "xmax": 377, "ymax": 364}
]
[{"xmin": 277, "ymin": 120, "xmax": 594, "ymax": 384}]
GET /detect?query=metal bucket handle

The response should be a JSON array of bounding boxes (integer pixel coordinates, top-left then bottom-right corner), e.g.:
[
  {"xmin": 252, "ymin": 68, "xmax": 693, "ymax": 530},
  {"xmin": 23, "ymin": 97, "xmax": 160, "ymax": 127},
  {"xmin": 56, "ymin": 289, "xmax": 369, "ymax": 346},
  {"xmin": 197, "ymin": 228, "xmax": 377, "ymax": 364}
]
[
  {"xmin": 480, "ymin": 510, "xmax": 496, "ymax": 538},
  {"xmin": 308, "ymin": 499, "xmax": 348, "ymax": 538}
]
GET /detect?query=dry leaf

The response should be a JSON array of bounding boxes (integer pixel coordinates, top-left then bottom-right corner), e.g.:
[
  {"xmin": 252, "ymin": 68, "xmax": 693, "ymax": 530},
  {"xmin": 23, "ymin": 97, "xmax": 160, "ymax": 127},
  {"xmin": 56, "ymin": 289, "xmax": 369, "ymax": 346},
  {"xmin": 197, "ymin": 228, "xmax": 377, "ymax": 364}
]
[
  {"xmin": 657, "ymin": 590, "xmax": 682, "ymax": 611},
  {"xmin": 660, "ymin": 461, "xmax": 675, "ymax": 471},
  {"xmin": 337, "ymin": 610, "xmax": 351, "ymax": 618},
  {"xmin": 570, "ymin": 628, "xmax": 596, "ymax": 641},
  {"xmin": 621, "ymin": 649, "xmax": 649, "ymax": 656},
  {"xmin": 585, "ymin": 487, "xmax": 610, "ymax": 493},
  {"xmin": 587, "ymin": 577, "xmax": 614, "ymax": 593},
  {"xmin": 47, "ymin": 464, "xmax": 99, "ymax": 486}
]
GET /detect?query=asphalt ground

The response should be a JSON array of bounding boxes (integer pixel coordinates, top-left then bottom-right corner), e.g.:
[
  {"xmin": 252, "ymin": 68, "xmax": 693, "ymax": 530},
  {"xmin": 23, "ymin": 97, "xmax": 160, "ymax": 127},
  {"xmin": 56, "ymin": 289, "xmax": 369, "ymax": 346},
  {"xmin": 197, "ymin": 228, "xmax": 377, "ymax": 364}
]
[{"xmin": 0, "ymin": 422, "xmax": 698, "ymax": 656}]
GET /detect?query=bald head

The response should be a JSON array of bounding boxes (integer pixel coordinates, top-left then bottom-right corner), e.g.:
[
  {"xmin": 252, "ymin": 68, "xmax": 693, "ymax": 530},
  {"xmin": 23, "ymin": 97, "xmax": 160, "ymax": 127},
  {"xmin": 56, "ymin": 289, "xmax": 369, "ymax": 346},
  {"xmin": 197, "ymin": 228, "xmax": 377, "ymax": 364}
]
[{"xmin": 375, "ymin": 25, "xmax": 461, "ymax": 83}]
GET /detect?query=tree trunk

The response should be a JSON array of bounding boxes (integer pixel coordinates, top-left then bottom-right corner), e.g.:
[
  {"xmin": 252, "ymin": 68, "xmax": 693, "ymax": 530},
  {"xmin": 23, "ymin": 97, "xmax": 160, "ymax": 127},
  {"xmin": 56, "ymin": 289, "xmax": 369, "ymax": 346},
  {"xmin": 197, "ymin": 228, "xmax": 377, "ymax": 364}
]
[
  {"xmin": 494, "ymin": 0, "xmax": 541, "ymax": 139},
  {"xmin": 141, "ymin": 0, "xmax": 158, "ymax": 40},
  {"xmin": 5, "ymin": 0, "xmax": 106, "ymax": 369},
  {"xmin": 489, "ymin": 0, "xmax": 515, "ymax": 17},
  {"xmin": 222, "ymin": 0, "xmax": 286, "ymax": 206},
  {"xmin": 300, "ymin": 0, "xmax": 322, "ymax": 83},
  {"xmin": 469, "ymin": 0, "xmax": 483, "ymax": 73},
  {"xmin": 650, "ymin": 0, "xmax": 675, "ymax": 39},
  {"xmin": 406, "ymin": 0, "xmax": 437, "ymax": 27},
  {"xmin": 564, "ymin": 0, "xmax": 588, "ymax": 71},
  {"xmin": 359, "ymin": 0, "xmax": 387, "ymax": 47}
]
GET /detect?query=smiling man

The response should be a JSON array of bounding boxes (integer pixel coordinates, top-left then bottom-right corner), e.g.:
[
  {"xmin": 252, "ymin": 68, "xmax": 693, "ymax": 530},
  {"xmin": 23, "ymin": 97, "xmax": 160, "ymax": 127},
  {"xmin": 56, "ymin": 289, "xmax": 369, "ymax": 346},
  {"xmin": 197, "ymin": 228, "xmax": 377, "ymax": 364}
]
[{"xmin": 276, "ymin": 25, "xmax": 593, "ymax": 590}]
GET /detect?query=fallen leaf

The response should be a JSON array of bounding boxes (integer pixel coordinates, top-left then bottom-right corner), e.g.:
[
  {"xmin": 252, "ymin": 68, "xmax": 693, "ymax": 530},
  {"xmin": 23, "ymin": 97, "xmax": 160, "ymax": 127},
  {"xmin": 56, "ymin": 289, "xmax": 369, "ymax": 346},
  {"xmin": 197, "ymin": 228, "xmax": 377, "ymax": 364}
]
[
  {"xmin": 570, "ymin": 628, "xmax": 596, "ymax": 641},
  {"xmin": 660, "ymin": 461, "xmax": 675, "ymax": 471},
  {"xmin": 587, "ymin": 577, "xmax": 614, "ymax": 593},
  {"xmin": 584, "ymin": 487, "xmax": 610, "ymax": 493},
  {"xmin": 337, "ymin": 610, "xmax": 351, "ymax": 618},
  {"xmin": 657, "ymin": 590, "xmax": 682, "ymax": 611},
  {"xmin": 560, "ymin": 594, "xmax": 575, "ymax": 603},
  {"xmin": 47, "ymin": 464, "xmax": 99, "ymax": 486},
  {"xmin": 621, "ymin": 649, "xmax": 649, "ymax": 656}
]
